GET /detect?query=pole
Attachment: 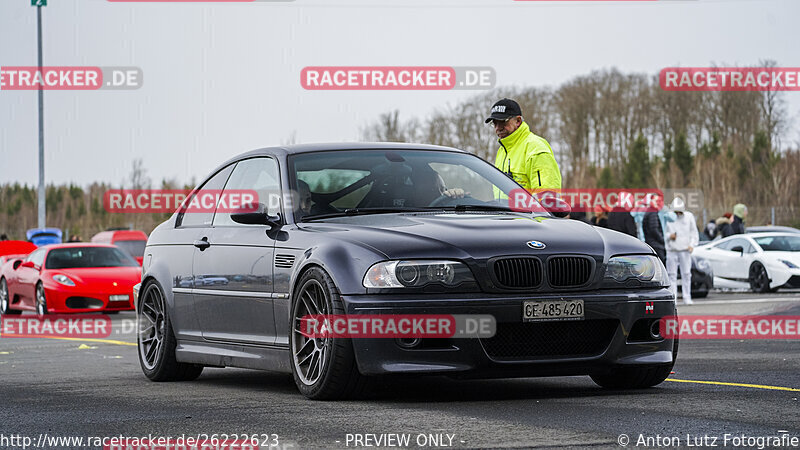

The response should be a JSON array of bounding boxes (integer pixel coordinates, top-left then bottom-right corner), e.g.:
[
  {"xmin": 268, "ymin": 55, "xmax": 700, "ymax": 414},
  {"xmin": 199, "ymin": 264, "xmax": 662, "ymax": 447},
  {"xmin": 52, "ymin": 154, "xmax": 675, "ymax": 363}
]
[{"xmin": 37, "ymin": 4, "xmax": 46, "ymax": 229}]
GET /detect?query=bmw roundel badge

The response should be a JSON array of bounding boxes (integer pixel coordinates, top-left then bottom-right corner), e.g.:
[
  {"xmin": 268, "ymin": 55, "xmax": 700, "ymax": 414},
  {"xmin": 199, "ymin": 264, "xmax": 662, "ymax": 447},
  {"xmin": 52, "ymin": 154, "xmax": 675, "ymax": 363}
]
[{"xmin": 526, "ymin": 240, "xmax": 546, "ymax": 249}]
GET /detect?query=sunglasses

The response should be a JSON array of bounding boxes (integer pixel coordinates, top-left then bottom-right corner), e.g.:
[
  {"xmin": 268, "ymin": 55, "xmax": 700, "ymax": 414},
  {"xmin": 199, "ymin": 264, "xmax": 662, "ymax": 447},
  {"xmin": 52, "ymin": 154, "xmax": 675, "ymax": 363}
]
[{"xmin": 489, "ymin": 117, "xmax": 515, "ymax": 127}]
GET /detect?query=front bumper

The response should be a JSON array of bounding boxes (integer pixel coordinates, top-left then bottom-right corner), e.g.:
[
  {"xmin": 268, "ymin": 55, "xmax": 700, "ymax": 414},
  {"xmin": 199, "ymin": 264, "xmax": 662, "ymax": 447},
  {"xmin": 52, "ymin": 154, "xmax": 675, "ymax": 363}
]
[
  {"xmin": 341, "ymin": 289, "xmax": 676, "ymax": 377},
  {"xmin": 43, "ymin": 284, "xmax": 136, "ymax": 313}
]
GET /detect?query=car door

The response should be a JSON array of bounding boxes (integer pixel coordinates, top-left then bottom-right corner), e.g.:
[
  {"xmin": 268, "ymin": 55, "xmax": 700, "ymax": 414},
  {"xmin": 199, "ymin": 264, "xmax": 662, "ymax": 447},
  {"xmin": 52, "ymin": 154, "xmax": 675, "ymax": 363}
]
[
  {"xmin": 14, "ymin": 248, "xmax": 47, "ymax": 309},
  {"xmin": 714, "ymin": 238, "xmax": 750, "ymax": 280},
  {"xmin": 167, "ymin": 164, "xmax": 236, "ymax": 340},
  {"xmin": 729, "ymin": 238, "xmax": 758, "ymax": 280},
  {"xmin": 699, "ymin": 239, "xmax": 738, "ymax": 278},
  {"xmin": 192, "ymin": 157, "xmax": 281, "ymax": 345}
]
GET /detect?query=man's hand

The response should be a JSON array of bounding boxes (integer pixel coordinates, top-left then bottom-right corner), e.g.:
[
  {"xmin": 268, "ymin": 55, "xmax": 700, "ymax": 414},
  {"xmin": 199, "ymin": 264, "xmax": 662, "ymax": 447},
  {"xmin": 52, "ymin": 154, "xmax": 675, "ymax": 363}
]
[
  {"xmin": 442, "ymin": 188, "xmax": 467, "ymax": 198},
  {"xmin": 688, "ymin": 245, "xmax": 694, "ymax": 253},
  {"xmin": 670, "ymin": 232, "xmax": 677, "ymax": 241}
]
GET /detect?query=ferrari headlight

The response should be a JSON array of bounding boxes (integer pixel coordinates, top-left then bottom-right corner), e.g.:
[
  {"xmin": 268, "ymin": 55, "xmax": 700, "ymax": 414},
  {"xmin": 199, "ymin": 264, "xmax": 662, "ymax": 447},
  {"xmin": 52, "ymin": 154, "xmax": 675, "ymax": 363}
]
[
  {"xmin": 52, "ymin": 274, "xmax": 75, "ymax": 286},
  {"xmin": 363, "ymin": 260, "xmax": 473, "ymax": 288},
  {"xmin": 605, "ymin": 255, "xmax": 668, "ymax": 287}
]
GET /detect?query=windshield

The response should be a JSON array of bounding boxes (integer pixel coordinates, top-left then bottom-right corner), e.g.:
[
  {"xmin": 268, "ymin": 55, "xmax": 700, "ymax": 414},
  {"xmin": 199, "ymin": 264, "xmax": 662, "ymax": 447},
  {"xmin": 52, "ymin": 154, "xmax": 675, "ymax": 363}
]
[
  {"xmin": 45, "ymin": 247, "xmax": 140, "ymax": 269},
  {"xmin": 114, "ymin": 239, "xmax": 147, "ymax": 258},
  {"xmin": 753, "ymin": 235, "xmax": 800, "ymax": 252},
  {"xmin": 289, "ymin": 149, "xmax": 545, "ymax": 220}
]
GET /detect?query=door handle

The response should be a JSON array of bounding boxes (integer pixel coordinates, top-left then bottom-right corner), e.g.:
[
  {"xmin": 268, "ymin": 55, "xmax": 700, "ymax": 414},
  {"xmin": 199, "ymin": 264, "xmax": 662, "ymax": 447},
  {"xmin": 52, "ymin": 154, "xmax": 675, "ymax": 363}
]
[{"xmin": 193, "ymin": 237, "xmax": 210, "ymax": 251}]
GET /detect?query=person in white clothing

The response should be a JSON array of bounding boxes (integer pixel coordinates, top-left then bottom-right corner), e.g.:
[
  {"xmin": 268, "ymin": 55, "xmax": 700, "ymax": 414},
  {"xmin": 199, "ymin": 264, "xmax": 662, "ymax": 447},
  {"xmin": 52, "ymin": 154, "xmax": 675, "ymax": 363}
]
[{"xmin": 665, "ymin": 197, "xmax": 699, "ymax": 304}]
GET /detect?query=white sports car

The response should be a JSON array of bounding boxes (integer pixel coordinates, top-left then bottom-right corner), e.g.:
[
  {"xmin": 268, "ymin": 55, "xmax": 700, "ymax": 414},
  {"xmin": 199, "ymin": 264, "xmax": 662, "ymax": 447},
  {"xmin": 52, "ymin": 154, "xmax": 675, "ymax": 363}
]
[{"xmin": 693, "ymin": 232, "xmax": 800, "ymax": 293}]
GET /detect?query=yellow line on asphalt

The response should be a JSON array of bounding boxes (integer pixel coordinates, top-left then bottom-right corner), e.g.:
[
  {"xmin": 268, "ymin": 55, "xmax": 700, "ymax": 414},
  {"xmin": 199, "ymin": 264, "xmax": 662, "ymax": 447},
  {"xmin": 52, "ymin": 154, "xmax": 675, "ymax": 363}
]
[
  {"xmin": 2, "ymin": 335, "xmax": 136, "ymax": 346},
  {"xmin": 667, "ymin": 378, "xmax": 800, "ymax": 392}
]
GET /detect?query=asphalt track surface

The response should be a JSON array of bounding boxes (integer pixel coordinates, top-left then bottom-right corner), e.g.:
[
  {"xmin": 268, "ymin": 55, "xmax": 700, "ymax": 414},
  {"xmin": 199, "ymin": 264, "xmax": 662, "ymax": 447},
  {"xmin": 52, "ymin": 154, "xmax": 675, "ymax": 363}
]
[{"xmin": 1, "ymin": 291, "xmax": 799, "ymax": 450}]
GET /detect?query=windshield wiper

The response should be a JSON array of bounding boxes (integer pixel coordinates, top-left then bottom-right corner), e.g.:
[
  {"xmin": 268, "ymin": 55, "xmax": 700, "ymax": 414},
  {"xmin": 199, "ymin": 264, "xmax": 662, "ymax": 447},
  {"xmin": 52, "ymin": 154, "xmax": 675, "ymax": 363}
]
[
  {"xmin": 445, "ymin": 204, "xmax": 516, "ymax": 212},
  {"xmin": 301, "ymin": 207, "xmax": 430, "ymax": 221}
]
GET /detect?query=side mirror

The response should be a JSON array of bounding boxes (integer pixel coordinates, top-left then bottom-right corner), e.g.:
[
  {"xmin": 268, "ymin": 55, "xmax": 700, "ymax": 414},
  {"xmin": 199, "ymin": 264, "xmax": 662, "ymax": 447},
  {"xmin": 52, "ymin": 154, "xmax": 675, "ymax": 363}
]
[
  {"xmin": 536, "ymin": 191, "xmax": 571, "ymax": 218},
  {"xmin": 20, "ymin": 261, "xmax": 36, "ymax": 269},
  {"xmin": 231, "ymin": 203, "xmax": 282, "ymax": 228},
  {"xmin": 730, "ymin": 245, "xmax": 744, "ymax": 254}
]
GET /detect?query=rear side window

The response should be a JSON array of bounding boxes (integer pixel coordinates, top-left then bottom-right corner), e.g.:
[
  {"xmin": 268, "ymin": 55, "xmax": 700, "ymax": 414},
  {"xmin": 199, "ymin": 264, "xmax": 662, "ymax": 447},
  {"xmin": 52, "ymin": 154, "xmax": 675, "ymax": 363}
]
[{"xmin": 178, "ymin": 164, "xmax": 235, "ymax": 227}]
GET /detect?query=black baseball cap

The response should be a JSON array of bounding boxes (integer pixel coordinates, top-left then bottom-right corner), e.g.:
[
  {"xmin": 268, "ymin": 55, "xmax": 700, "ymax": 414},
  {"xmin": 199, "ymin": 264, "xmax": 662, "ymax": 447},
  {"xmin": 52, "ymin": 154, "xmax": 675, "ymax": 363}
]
[{"xmin": 485, "ymin": 98, "xmax": 522, "ymax": 123}]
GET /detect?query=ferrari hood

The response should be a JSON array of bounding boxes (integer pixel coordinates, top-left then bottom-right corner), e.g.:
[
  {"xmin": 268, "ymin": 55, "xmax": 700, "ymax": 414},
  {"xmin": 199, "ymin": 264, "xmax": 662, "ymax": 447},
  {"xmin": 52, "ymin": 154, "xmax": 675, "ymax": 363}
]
[{"xmin": 303, "ymin": 212, "xmax": 650, "ymax": 260}]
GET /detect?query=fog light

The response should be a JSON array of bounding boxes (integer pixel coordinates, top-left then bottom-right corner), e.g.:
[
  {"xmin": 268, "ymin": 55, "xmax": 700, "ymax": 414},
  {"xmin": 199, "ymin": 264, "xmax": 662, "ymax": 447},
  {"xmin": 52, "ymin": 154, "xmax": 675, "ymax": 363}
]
[
  {"xmin": 109, "ymin": 294, "xmax": 129, "ymax": 302},
  {"xmin": 396, "ymin": 338, "xmax": 421, "ymax": 349}
]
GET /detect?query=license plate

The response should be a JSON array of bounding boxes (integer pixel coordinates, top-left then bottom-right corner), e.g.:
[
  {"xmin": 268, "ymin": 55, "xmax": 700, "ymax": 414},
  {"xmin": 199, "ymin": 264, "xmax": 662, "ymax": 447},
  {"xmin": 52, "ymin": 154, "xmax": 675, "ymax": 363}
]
[{"xmin": 523, "ymin": 300, "xmax": 584, "ymax": 322}]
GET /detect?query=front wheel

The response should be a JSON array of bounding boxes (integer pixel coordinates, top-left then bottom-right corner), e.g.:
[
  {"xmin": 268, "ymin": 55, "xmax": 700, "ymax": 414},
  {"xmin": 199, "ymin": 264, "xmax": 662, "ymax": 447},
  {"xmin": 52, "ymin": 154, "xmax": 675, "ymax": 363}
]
[
  {"xmin": 35, "ymin": 283, "xmax": 48, "ymax": 318},
  {"xmin": 0, "ymin": 278, "xmax": 21, "ymax": 315},
  {"xmin": 137, "ymin": 281, "xmax": 203, "ymax": 381},
  {"xmin": 748, "ymin": 262, "xmax": 771, "ymax": 294},
  {"xmin": 290, "ymin": 267, "xmax": 366, "ymax": 400}
]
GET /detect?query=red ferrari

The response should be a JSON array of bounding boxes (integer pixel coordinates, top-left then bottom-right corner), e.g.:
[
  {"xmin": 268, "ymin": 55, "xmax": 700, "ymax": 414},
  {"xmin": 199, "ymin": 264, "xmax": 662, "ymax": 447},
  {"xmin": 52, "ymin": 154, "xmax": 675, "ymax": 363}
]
[{"xmin": 0, "ymin": 243, "xmax": 141, "ymax": 316}]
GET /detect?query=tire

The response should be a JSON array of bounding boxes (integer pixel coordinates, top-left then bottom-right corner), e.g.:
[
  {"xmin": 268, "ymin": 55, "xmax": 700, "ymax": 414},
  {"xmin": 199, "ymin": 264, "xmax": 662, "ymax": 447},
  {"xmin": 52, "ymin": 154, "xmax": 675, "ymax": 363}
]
[
  {"xmin": 748, "ymin": 262, "xmax": 771, "ymax": 294},
  {"xmin": 137, "ymin": 281, "xmax": 203, "ymax": 382},
  {"xmin": 591, "ymin": 338, "xmax": 678, "ymax": 389},
  {"xmin": 290, "ymin": 267, "xmax": 367, "ymax": 400},
  {"xmin": 35, "ymin": 283, "xmax": 49, "ymax": 318},
  {"xmin": 0, "ymin": 278, "xmax": 21, "ymax": 315},
  {"xmin": 692, "ymin": 290, "xmax": 709, "ymax": 299}
]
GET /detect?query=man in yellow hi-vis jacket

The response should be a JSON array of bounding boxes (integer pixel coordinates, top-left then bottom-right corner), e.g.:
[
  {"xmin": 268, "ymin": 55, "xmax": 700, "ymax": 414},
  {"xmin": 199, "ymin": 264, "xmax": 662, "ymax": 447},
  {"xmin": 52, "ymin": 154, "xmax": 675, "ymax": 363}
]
[{"xmin": 485, "ymin": 98, "xmax": 562, "ymax": 191}]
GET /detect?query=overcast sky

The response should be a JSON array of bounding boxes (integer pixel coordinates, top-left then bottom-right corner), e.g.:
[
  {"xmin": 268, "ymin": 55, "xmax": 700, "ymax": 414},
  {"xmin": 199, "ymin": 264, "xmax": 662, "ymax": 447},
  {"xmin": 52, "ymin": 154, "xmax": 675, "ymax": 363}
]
[{"xmin": 1, "ymin": 0, "xmax": 798, "ymax": 187}]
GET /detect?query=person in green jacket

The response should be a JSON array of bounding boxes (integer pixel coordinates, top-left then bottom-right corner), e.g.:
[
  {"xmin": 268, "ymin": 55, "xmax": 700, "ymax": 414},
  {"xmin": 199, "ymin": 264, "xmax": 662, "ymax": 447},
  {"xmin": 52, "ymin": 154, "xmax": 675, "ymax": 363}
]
[{"xmin": 485, "ymin": 98, "xmax": 562, "ymax": 192}]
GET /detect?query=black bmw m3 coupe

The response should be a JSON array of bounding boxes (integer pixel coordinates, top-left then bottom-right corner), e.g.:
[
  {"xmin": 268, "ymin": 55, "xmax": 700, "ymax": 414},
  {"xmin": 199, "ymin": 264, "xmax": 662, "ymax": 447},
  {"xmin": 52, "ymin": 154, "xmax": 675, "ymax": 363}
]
[{"xmin": 135, "ymin": 143, "xmax": 677, "ymax": 399}]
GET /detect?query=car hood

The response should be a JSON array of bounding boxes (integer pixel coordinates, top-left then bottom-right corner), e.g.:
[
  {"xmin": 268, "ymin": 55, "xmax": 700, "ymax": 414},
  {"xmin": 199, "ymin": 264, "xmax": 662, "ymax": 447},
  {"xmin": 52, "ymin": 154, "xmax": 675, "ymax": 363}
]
[
  {"xmin": 46, "ymin": 267, "xmax": 141, "ymax": 285},
  {"xmin": 302, "ymin": 212, "xmax": 649, "ymax": 260},
  {"xmin": 763, "ymin": 251, "xmax": 800, "ymax": 265}
]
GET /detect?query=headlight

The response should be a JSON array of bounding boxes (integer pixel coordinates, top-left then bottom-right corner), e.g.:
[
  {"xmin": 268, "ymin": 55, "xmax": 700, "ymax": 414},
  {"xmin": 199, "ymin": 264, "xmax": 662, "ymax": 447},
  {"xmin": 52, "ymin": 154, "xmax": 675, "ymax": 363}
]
[
  {"xmin": 604, "ymin": 255, "xmax": 669, "ymax": 287},
  {"xmin": 695, "ymin": 257, "xmax": 711, "ymax": 271},
  {"xmin": 52, "ymin": 274, "xmax": 75, "ymax": 286},
  {"xmin": 363, "ymin": 260, "xmax": 474, "ymax": 288},
  {"xmin": 780, "ymin": 259, "xmax": 799, "ymax": 269}
]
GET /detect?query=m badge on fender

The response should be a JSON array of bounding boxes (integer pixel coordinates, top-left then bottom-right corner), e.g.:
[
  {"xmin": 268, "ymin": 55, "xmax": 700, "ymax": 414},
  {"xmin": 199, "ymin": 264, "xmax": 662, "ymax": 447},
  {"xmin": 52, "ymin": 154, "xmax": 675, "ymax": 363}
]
[{"xmin": 645, "ymin": 302, "xmax": 654, "ymax": 314}]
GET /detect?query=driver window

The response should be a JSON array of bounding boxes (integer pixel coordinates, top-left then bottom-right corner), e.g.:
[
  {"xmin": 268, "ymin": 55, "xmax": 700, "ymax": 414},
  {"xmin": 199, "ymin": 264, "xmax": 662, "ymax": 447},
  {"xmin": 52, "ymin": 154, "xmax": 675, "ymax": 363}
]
[
  {"xmin": 213, "ymin": 157, "xmax": 280, "ymax": 227},
  {"xmin": 27, "ymin": 249, "xmax": 46, "ymax": 266}
]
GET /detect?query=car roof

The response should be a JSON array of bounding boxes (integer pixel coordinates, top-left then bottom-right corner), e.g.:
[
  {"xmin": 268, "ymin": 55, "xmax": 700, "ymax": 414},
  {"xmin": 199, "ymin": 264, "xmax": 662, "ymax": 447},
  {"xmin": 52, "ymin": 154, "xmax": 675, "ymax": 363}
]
[
  {"xmin": 746, "ymin": 232, "xmax": 799, "ymax": 238},
  {"xmin": 234, "ymin": 142, "xmax": 467, "ymax": 159},
  {"xmin": 41, "ymin": 243, "xmax": 118, "ymax": 251}
]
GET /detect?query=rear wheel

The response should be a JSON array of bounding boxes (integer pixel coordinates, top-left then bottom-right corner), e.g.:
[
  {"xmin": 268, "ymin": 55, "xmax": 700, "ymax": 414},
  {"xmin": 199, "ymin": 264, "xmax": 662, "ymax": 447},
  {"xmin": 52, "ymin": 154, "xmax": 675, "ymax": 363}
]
[
  {"xmin": 0, "ymin": 278, "xmax": 21, "ymax": 315},
  {"xmin": 591, "ymin": 338, "xmax": 678, "ymax": 389},
  {"xmin": 290, "ymin": 267, "xmax": 366, "ymax": 400},
  {"xmin": 748, "ymin": 262, "xmax": 771, "ymax": 294},
  {"xmin": 137, "ymin": 281, "xmax": 203, "ymax": 381}
]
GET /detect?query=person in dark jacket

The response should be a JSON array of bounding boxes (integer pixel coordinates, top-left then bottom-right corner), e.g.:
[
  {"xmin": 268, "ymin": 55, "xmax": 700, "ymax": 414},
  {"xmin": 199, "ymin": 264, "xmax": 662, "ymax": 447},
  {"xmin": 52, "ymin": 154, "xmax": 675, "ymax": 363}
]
[
  {"xmin": 716, "ymin": 213, "xmax": 733, "ymax": 238},
  {"xmin": 643, "ymin": 209, "xmax": 667, "ymax": 265},
  {"xmin": 607, "ymin": 211, "xmax": 637, "ymax": 237},
  {"xmin": 606, "ymin": 192, "xmax": 637, "ymax": 237},
  {"xmin": 731, "ymin": 203, "xmax": 747, "ymax": 235},
  {"xmin": 591, "ymin": 205, "xmax": 610, "ymax": 228}
]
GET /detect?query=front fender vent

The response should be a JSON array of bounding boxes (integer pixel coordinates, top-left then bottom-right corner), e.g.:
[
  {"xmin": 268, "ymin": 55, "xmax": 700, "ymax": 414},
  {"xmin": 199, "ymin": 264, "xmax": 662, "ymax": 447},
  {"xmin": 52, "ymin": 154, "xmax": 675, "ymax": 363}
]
[{"xmin": 275, "ymin": 254, "xmax": 296, "ymax": 269}]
